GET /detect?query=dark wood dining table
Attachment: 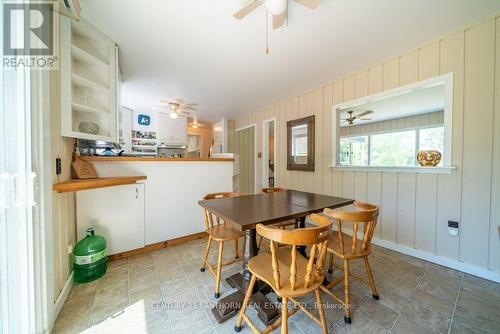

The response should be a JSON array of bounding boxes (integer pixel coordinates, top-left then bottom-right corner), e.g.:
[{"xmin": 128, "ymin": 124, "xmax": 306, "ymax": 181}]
[{"xmin": 198, "ymin": 189, "xmax": 353, "ymax": 326}]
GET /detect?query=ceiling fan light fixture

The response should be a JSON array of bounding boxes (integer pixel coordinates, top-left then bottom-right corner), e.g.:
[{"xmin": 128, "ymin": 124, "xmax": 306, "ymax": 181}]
[
  {"xmin": 169, "ymin": 112, "xmax": 178, "ymax": 119},
  {"xmin": 265, "ymin": 0, "xmax": 286, "ymax": 15},
  {"xmin": 191, "ymin": 122, "xmax": 199, "ymax": 129}
]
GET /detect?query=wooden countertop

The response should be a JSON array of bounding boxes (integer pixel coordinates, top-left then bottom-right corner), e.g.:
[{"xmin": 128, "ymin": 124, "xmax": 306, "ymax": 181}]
[
  {"xmin": 80, "ymin": 156, "xmax": 234, "ymax": 162},
  {"xmin": 53, "ymin": 176, "xmax": 147, "ymax": 193}
]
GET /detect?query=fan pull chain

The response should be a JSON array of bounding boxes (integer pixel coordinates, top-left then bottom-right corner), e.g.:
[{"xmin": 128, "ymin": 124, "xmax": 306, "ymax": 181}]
[{"xmin": 265, "ymin": 9, "xmax": 269, "ymax": 54}]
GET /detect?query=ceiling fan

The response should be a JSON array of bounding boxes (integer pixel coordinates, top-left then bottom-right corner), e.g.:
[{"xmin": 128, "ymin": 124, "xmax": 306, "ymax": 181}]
[
  {"xmin": 158, "ymin": 98, "xmax": 198, "ymax": 119},
  {"xmin": 342, "ymin": 110, "xmax": 374, "ymax": 126},
  {"xmin": 234, "ymin": 0, "xmax": 320, "ymax": 30}
]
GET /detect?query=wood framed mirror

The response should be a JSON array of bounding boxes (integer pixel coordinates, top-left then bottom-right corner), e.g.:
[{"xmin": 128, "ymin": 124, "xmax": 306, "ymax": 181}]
[{"xmin": 287, "ymin": 115, "xmax": 315, "ymax": 171}]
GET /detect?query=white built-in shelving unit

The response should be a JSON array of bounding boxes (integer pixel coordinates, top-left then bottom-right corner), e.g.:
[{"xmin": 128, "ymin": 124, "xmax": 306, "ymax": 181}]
[{"xmin": 60, "ymin": 16, "xmax": 119, "ymax": 142}]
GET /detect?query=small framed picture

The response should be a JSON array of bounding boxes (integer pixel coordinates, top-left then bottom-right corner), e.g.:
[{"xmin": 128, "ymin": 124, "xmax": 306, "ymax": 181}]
[{"xmin": 138, "ymin": 114, "xmax": 151, "ymax": 126}]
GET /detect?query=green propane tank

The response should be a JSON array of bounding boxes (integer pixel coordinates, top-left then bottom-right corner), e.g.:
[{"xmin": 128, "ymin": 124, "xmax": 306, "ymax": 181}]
[{"xmin": 73, "ymin": 228, "xmax": 107, "ymax": 283}]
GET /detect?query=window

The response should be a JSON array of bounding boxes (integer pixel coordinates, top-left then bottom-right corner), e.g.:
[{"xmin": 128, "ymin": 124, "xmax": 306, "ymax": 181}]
[
  {"xmin": 340, "ymin": 136, "xmax": 368, "ymax": 166},
  {"xmin": 371, "ymin": 130, "xmax": 416, "ymax": 167},
  {"xmin": 339, "ymin": 126, "xmax": 444, "ymax": 167},
  {"xmin": 294, "ymin": 135, "xmax": 307, "ymax": 156}
]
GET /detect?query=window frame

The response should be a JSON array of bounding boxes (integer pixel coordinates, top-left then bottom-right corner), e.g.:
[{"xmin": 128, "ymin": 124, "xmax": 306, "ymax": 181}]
[{"xmin": 331, "ymin": 73, "xmax": 455, "ymax": 174}]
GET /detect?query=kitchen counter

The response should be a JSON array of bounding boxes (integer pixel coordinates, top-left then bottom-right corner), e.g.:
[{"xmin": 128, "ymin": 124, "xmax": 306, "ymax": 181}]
[
  {"xmin": 81, "ymin": 156, "xmax": 234, "ymax": 162},
  {"xmin": 77, "ymin": 157, "xmax": 234, "ymax": 248}
]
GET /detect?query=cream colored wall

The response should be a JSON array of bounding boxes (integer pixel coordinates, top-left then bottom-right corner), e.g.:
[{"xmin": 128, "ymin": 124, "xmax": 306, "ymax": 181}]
[
  {"xmin": 235, "ymin": 15, "xmax": 500, "ymax": 276},
  {"xmin": 50, "ymin": 69, "xmax": 76, "ymax": 302}
]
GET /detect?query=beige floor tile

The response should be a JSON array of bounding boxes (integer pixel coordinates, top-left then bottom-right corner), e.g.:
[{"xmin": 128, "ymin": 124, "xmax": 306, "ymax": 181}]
[
  {"xmin": 456, "ymin": 289, "xmax": 500, "ymax": 324},
  {"xmin": 106, "ymin": 258, "xmax": 128, "ymax": 273},
  {"xmin": 450, "ymin": 304, "xmax": 500, "ymax": 334},
  {"xmin": 168, "ymin": 308, "xmax": 215, "ymax": 334},
  {"xmin": 371, "ymin": 284, "xmax": 407, "ymax": 313},
  {"xmin": 53, "ymin": 302, "xmax": 92, "ymax": 334},
  {"xmin": 332, "ymin": 313, "xmax": 387, "ymax": 334},
  {"xmin": 390, "ymin": 314, "xmax": 433, "ymax": 334},
  {"xmin": 353, "ymin": 296, "xmax": 398, "ymax": 329},
  {"xmin": 401, "ymin": 297, "xmax": 451, "ymax": 333},
  {"xmin": 53, "ymin": 239, "xmax": 500, "ymax": 334},
  {"xmin": 461, "ymin": 274, "xmax": 500, "ymax": 304}
]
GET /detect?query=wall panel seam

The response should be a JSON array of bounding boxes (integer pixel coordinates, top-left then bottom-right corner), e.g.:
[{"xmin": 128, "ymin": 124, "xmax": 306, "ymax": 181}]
[
  {"xmin": 487, "ymin": 20, "xmax": 498, "ymax": 269},
  {"xmin": 458, "ymin": 30, "xmax": 466, "ymax": 262}
]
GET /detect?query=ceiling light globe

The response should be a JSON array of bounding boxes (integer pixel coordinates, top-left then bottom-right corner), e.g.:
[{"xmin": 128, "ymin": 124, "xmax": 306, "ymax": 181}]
[
  {"xmin": 265, "ymin": 0, "xmax": 286, "ymax": 16},
  {"xmin": 169, "ymin": 112, "xmax": 178, "ymax": 119},
  {"xmin": 191, "ymin": 123, "xmax": 199, "ymax": 129}
]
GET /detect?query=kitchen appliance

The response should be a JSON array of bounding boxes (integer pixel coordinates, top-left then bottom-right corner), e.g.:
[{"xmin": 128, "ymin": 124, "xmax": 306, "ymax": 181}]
[
  {"xmin": 77, "ymin": 139, "xmax": 124, "ymax": 156},
  {"xmin": 157, "ymin": 143, "xmax": 187, "ymax": 158}
]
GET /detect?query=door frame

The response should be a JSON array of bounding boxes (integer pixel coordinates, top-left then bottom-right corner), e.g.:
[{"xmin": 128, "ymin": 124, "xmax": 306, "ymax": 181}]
[
  {"xmin": 235, "ymin": 124, "xmax": 257, "ymax": 194},
  {"xmin": 262, "ymin": 118, "xmax": 276, "ymax": 188},
  {"xmin": 187, "ymin": 132, "xmax": 204, "ymax": 158}
]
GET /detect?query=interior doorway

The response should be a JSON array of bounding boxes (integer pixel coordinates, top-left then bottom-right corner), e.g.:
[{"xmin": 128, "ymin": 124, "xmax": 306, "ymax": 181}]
[
  {"xmin": 234, "ymin": 125, "xmax": 256, "ymax": 194},
  {"xmin": 263, "ymin": 119, "xmax": 276, "ymax": 188}
]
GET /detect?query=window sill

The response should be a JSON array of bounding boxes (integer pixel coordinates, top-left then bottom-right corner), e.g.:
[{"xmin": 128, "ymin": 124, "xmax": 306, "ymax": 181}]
[{"xmin": 329, "ymin": 165, "xmax": 456, "ymax": 174}]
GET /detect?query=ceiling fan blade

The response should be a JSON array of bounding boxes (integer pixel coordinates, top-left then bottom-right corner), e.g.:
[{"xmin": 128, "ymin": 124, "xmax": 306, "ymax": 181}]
[
  {"xmin": 355, "ymin": 110, "xmax": 374, "ymax": 118},
  {"xmin": 273, "ymin": 11, "xmax": 286, "ymax": 29},
  {"xmin": 233, "ymin": 0, "xmax": 263, "ymax": 19},
  {"xmin": 359, "ymin": 117, "xmax": 372, "ymax": 121},
  {"xmin": 294, "ymin": 0, "xmax": 320, "ymax": 10}
]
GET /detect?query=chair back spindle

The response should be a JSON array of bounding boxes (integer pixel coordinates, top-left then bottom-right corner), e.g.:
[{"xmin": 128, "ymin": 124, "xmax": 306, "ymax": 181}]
[
  {"xmin": 256, "ymin": 213, "xmax": 332, "ymax": 293},
  {"xmin": 202, "ymin": 192, "xmax": 242, "ymax": 230},
  {"xmin": 323, "ymin": 201, "xmax": 379, "ymax": 257}
]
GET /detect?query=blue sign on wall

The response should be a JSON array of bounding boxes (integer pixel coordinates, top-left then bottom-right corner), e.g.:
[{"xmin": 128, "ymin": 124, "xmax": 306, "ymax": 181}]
[{"xmin": 138, "ymin": 114, "xmax": 151, "ymax": 126}]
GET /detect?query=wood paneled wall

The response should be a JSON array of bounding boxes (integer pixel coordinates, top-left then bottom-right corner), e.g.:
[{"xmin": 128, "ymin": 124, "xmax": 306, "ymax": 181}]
[
  {"xmin": 50, "ymin": 69, "xmax": 76, "ymax": 302},
  {"xmin": 235, "ymin": 15, "xmax": 500, "ymax": 275}
]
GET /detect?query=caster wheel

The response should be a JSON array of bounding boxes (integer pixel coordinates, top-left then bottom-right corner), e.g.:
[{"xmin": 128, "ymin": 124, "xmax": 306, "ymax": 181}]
[
  {"xmin": 373, "ymin": 294, "xmax": 379, "ymax": 300},
  {"xmin": 234, "ymin": 325, "xmax": 242, "ymax": 332},
  {"xmin": 344, "ymin": 316, "xmax": 352, "ymax": 324},
  {"xmin": 215, "ymin": 292, "xmax": 220, "ymax": 299},
  {"xmin": 200, "ymin": 268, "xmax": 205, "ymax": 272}
]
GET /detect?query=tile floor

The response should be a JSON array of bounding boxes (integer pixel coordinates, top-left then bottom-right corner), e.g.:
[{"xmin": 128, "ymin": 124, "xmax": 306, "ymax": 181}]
[{"xmin": 54, "ymin": 237, "xmax": 500, "ymax": 334}]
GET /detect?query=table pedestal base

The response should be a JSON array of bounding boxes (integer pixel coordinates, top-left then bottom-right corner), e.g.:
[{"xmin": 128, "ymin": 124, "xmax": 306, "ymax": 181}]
[{"xmin": 211, "ymin": 273, "xmax": 280, "ymax": 326}]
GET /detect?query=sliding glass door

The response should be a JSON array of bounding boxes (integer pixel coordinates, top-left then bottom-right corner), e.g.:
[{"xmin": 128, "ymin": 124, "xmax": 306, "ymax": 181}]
[{"xmin": 0, "ymin": 39, "xmax": 37, "ymax": 334}]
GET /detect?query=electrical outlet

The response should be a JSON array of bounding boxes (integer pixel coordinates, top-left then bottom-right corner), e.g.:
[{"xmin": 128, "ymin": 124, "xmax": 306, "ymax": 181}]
[
  {"xmin": 56, "ymin": 157, "xmax": 62, "ymax": 175},
  {"xmin": 448, "ymin": 220, "xmax": 459, "ymax": 237},
  {"xmin": 67, "ymin": 244, "xmax": 73, "ymax": 254},
  {"xmin": 257, "ymin": 152, "xmax": 262, "ymax": 158}
]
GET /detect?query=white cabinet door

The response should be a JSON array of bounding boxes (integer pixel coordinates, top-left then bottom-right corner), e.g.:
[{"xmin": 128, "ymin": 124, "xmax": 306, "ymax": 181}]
[
  {"xmin": 76, "ymin": 184, "xmax": 145, "ymax": 255},
  {"xmin": 157, "ymin": 113, "xmax": 187, "ymax": 144}
]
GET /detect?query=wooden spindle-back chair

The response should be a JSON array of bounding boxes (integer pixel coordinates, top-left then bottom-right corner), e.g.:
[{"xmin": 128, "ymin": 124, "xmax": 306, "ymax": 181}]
[
  {"xmin": 258, "ymin": 187, "xmax": 297, "ymax": 249},
  {"xmin": 201, "ymin": 192, "xmax": 244, "ymax": 298},
  {"xmin": 320, "ymin": 201, "xmax": 380, "ymax": 324},
  {"xmin": 235, "ymin": 214, "xmax": 332, "ymax": 334}
]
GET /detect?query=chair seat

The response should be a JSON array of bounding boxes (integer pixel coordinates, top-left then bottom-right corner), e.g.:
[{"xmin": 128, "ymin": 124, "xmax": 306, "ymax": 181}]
[
  {"xmin": 271, "ymin": 219, "xmax": 296, "ymax": 228},
  {"xmin": 207, "ymin": 224, "xmax": 243, "ymax": 241},
  {"xmin": 327, "ymin": 231, "xmax": 371, "ymax": 258},
  {"xmin": 248, "ymin": 248, "xmax": 323, "ymax": 297}
]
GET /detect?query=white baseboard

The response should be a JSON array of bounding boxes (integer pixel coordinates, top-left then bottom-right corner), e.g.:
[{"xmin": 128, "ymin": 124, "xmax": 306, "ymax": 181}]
[
  {"xmin": 370, "ymin": 237, "xmax": 500, "ymax": 283},
  {"xmin": 52, "ymin": 271, "xmax": 74, "ymax": 323}
]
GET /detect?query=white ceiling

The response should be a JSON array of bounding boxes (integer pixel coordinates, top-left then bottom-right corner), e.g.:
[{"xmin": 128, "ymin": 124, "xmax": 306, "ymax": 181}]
[{"xmin": 81, "ymin": 0, "xmax": 500, "ymax": 122}]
